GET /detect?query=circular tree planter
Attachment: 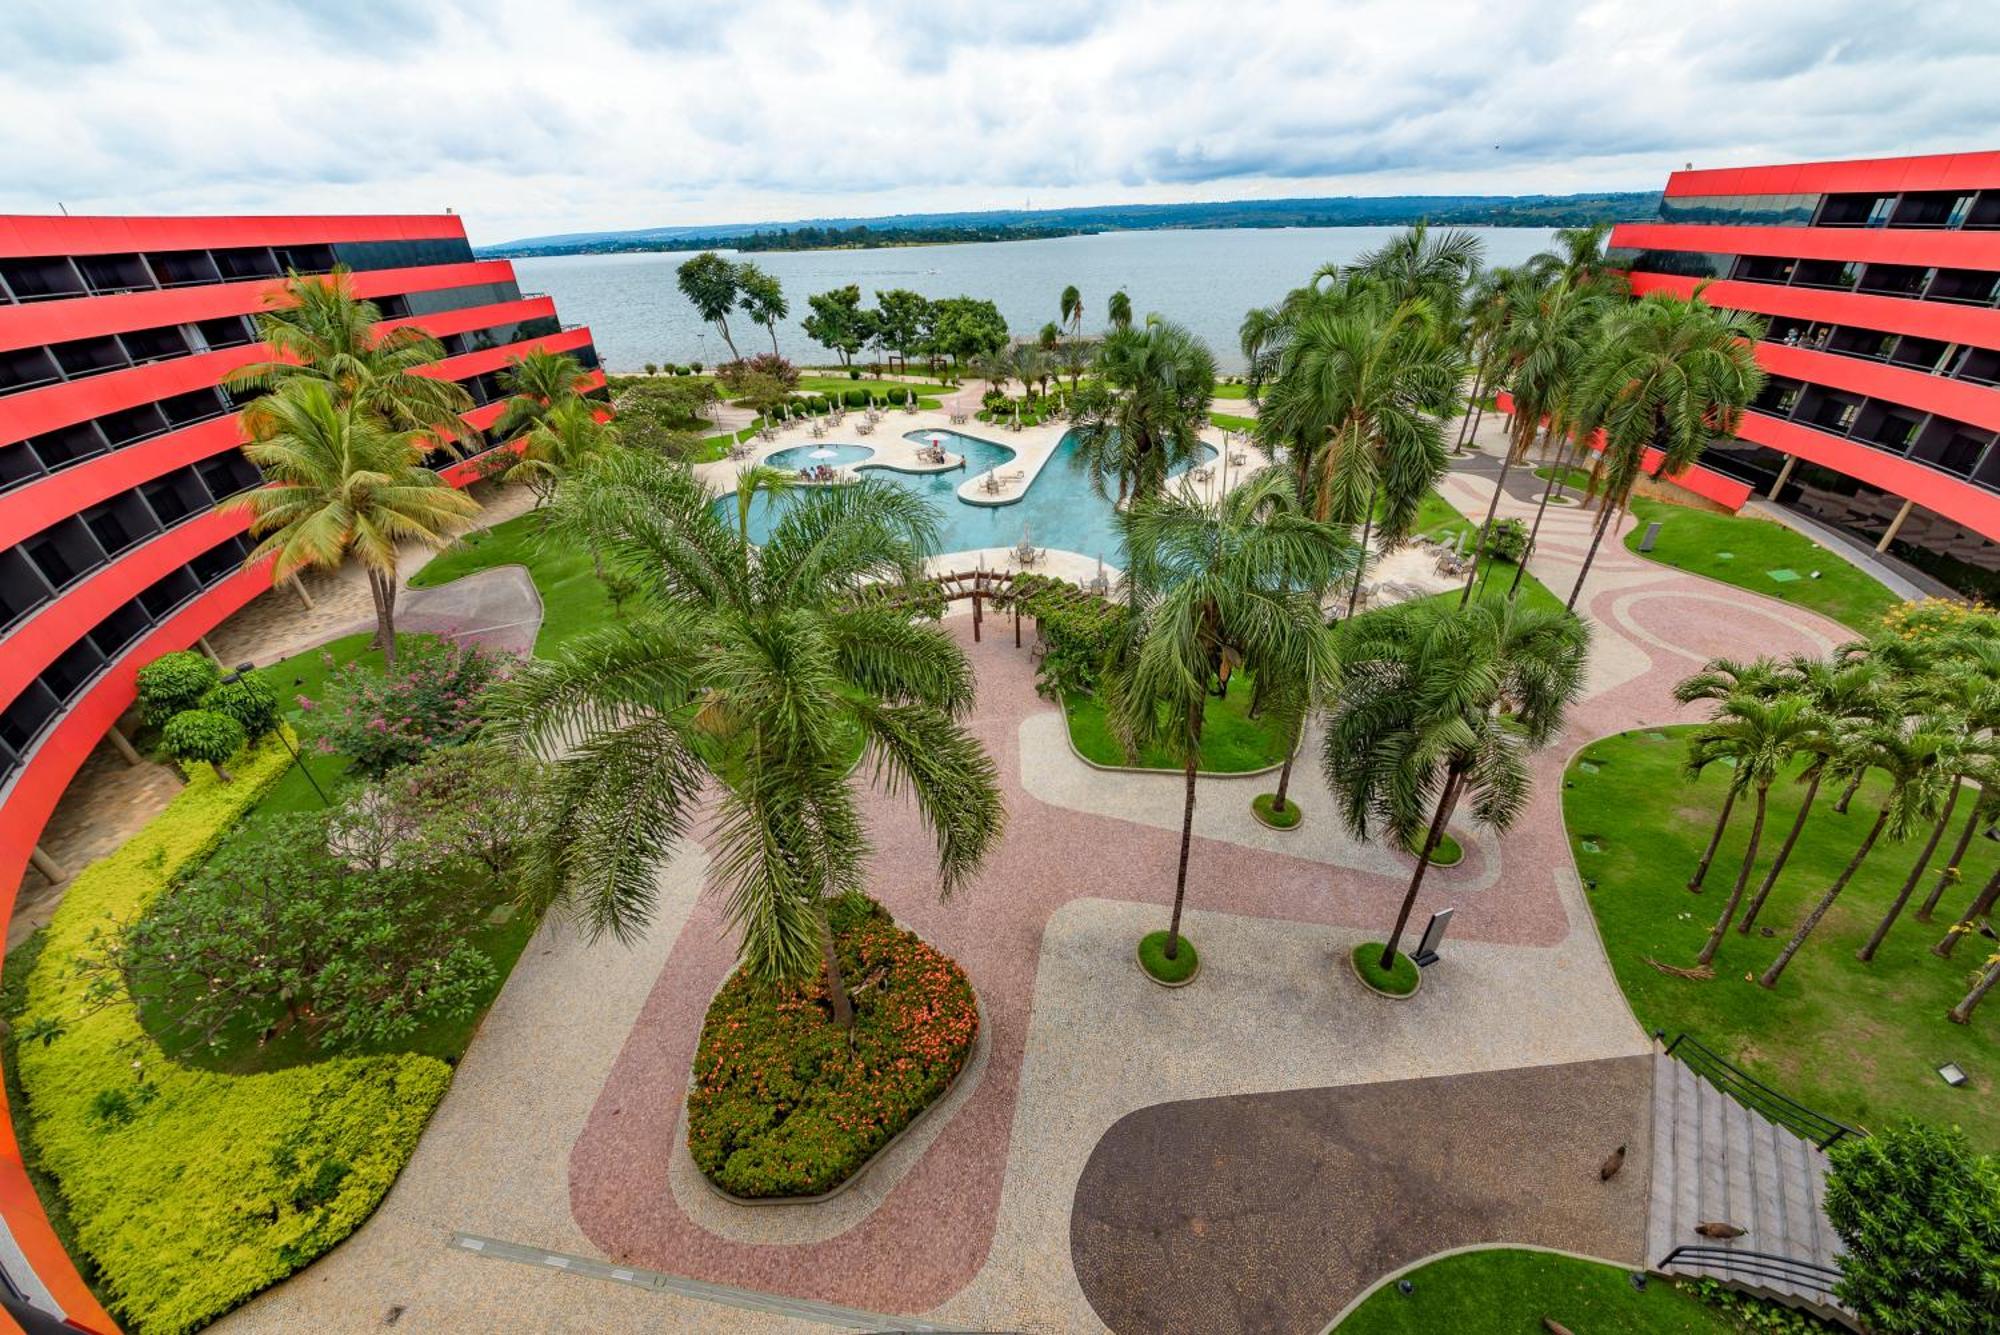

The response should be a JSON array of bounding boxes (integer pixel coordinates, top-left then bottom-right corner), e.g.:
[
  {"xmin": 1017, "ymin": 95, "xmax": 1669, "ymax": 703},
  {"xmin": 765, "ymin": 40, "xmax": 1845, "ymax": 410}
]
[
  {"xmin": 1137, "ymin": 930, "xmax": 1201, "ymax": 987},
  {"xmin": 1251, "ymin": 793, "xmax": 1303, "ymax": 831},
  {"xmin": 1349, "ymin": 943, "xmax": 1422, "ymax": 998},
  {"xmin": 1403, "ymin": 830, "xmax": 1464, "ymax": 867}
]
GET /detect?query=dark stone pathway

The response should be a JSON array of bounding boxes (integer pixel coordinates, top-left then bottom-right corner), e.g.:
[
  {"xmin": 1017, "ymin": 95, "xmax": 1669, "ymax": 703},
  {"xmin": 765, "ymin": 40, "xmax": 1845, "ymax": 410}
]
[{"xmin": 1069, "ymin": 1055, "xmax": 1654, "ymax": 1335}]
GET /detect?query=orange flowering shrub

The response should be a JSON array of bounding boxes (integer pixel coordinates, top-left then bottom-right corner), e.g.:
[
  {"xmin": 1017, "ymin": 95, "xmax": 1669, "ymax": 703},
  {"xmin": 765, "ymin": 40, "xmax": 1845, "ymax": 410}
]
[{"xmin": 687, "ymin": 896, "xmax": 978, "ymax": 1198}]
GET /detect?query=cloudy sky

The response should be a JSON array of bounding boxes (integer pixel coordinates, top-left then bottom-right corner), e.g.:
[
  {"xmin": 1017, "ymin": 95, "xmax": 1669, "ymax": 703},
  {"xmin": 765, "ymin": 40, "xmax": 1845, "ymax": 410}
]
[{"xmin": 5, "ymin": 0, "xmax": 1997, "ymax": 246}]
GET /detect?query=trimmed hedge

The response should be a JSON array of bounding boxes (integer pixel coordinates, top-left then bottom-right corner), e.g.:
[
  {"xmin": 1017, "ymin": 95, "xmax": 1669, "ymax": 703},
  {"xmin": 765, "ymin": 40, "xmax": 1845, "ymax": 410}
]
[
  {"xmin": 687, "ymin": 897, "xmax": 976, "ymax": 1199},
  {"xmin": 17, "ymin": 733, "xmax": 451, "ymax": 1333}
]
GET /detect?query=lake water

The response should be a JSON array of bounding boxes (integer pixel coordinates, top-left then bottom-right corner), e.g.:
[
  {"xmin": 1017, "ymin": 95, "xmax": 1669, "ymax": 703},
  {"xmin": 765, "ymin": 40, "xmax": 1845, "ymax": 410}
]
[
  {"xmin": 513, "ymin": 226, "xmax": 1559, "ymax": 374},
  {"xmin": 726, "ymin": 428, "xmax": 1215, "ymax": 562}
]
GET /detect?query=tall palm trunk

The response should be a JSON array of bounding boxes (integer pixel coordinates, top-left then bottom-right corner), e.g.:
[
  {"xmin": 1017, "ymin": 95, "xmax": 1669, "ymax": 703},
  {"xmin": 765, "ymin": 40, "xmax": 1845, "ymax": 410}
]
[
  {"xmin": 818, "ymin": 907, "xmax": 854, "ymax": 1029},
  {"xmin": 1164, "ymin": 714, "xmax": 1204, "ymax": 961},
  {"xmin": 1917, "ymin": 787, "xmax": 1983, "ymax": 920},
  {"xmin": 1699, "ymin": 784, "xmax": 1768, "ymax": 966},
  {"xmin": 1689, "ymin": 784, "xmax": 1740, "ymax": 892},
  {"xmin": 1380, "ymin": 765, "xmax": 1463, "ymax": 970},
  {"xmin": 1346, "ymin": 484, "xmax": 1377, "ymax": 618},
  {"xmin": 366, "ymin": 567, "xmax": 399, "ymax": 668},
  {"xmin": 1565, "ymin": 492, "xmax": 1621, "ymax": 612},
  {"xmin": 1738, "ymin": 770, "xmax": 1823, "ymax": 933},
  {"xmin": 1509, "ymin": 432, "xmax": 1576, "ymax": 600},
  {"xmin": 1759, "ymin": 807, "xmax": 1892, "ymax": 988},
  {"xmin": 1831, "ymin": 770, "xmax": 1865, "ymax": 815},
  {"xmin": 1948, "ymin": 955, "xmax": 2000, "ymax": 1025},
  {"xmin": 1933, "ymin": 863, "xmax": 2000, "ymax": 959},
  {"xmin": 1455, "ymin": 360, "xmax": 1487, "ymax": 451},
  {"xmin": 1460, "ymin": 420, "xmax": 1526, "ymax": 605},
  {"xmin": 1857, "ymin": 782, "xmax": 1960, "ymax": 962},
  {"xmin": 1270, "ymin": 715, "xmax": 1303, "ymax": 815}
]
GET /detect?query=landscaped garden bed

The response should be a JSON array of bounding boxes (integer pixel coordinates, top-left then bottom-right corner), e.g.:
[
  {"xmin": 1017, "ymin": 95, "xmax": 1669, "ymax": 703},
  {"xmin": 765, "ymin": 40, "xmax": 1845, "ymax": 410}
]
[
  {"xmin": 1064, "ymin": 678, "xmax": 1291, "ymax": 772},
  {"xmin": 1350, "ymin": 944, "xmax": 1420, "ymax": 997},
  {"xmin": 1567, "ymin": 725, "xmax": 2000, "ymax": 1147},
  {"xmin": 686, "ymin": 896, "xmax": 979, "ymax": 1200}
]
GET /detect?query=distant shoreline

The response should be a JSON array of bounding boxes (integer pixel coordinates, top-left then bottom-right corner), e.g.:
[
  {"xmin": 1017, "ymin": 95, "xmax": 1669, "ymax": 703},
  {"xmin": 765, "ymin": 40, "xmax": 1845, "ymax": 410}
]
[{"xmin": 480, "ymin": 192, "xmax": 1658, "ymax": 260}]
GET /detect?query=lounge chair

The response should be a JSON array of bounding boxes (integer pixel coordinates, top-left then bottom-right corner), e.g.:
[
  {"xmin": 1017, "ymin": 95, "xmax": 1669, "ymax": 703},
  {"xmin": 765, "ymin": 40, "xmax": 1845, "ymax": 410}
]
[{"xmin": 1192, "ymin": 465, "xmax": 1214, "ymax": 483}]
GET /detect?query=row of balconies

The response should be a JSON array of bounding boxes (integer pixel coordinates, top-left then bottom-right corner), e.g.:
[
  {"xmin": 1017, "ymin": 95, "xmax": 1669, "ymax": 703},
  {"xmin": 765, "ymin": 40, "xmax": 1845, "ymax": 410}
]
[
  {"xmin": 0, "ymin": 235, "xmax": 475, "ymax": 305},
  {"xmin": 1658, "ymin": 188, "xmax": 2000, "ymax": 232},
  {"xmin": 0, "ymin": 532, "xmax": 254, "ymax": 784},
  {"xmin": 1751, "ymin": 376, "xmax": 2000, "ymax": 485},
  {"xmin": 1612, "ymin": 247, "xmax": 2000, "ymax": 312},
  {"xmin": 1763, "ymin": 316, "xmax": 2000, "ymax": 387}
]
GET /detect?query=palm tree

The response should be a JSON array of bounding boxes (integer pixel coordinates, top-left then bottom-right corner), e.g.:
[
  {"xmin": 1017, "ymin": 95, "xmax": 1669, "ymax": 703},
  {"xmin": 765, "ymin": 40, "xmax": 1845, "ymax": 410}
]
[
  {"xmin": 1736, "ymin": 656, "xmax": 1884, "ymax": 934},
  {"xmin": 225, "ymin": 380, "xmax": 479, "ymax": 667},
  {"xmin": 1858, "ymin": 724, "xmax": 1990, "ymax": 963},
  {"xmin": 1069, "ymin": 317, "xmax": 1216, "ymax": 506},
  {"xmin": 493, "ymin": 348, "xmax": 593, "ymax": 439},
  {"xmin": 496, "ymin": 454, "xmax": 1003, "ymax": 1024},
  {"xmin": 1103, "ymin": 469, "xmax": 1348, "ymax": 965},
  {"xmin": 1325, "ymin": 598, "xmax": 1589, "ymax": 971},
  {"xmin": 1947, "ymin": 950, "xmax": 2000, "ymax": 1025},
  {"xmin": 1672, "ymin": 656, "xmax": 1785, "ymax": 891},
  {"xmin": 1060, "ymin": 284, "xmax": 1083, "ymax": 340},
  {"xmin": 1238, "ymin": 304, "xmax": 1287, "ymax": 405},
  {"xmin": 730, "ymin": 463, "xmax": 795, "ymax": 543},
  {"xmin": 1687, "ymin": 696, "xmax": 1829, "ymax": 968},
  {"xmin": 1759, "ymin": 716, "xmax": 1960, "ymax": 989},
  {"xmin": 1353, "ymin": 223, "xmax": 1485, "ymax": 324},
  {"xmin": 972, "ymin": 348, "xmax": 1015, "ymax": 402},
  {"xmin": 1011, "ymin": 342, "xmax": 1053, "ymax": 400},
  {"xmin": 1466, "ymin": 275, "xmax": 1610, "ymax": 601},
  {"xmin": 1452, "ymin": 266, "xmax": 1519, "ymax": 452},
  {"xmin": 1917, "ymin": 639, "xmax": 2000, "ymax": 921},
  {"xmin": 1254, "ymin": 291, "xmax": 1460, "ymax": 615},
  {"xmin": 1107, "ymin": 289, "xmax": 1133, "ymax": 332},
  {"xmin": 1562, "ymin": 291, "xmax": 1766, "ymax": 611},
  {"xmin": 228, "ymin": 268, "xmax": 473, "ymax": 446},
  {"xmin": 1936, "ymin": 864, "xmax": 2000, "ymax": 959},
  {"xmin": 505, "ymin": 396, "xmax": 621, "ymax": 508},
  {"xmin": 1526, "ymin": 222, "xmax": 1623, "ymax": 294},
  {"xmin": 1056, "ymin": 336, "xmax": 1094, "ymax": 396}
]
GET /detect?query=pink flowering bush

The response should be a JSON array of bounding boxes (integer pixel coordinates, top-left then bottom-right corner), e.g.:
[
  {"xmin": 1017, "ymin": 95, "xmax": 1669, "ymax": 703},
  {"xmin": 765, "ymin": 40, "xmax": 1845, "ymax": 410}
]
[
  {"xmin": 687, "ymin": 896, "xmax": 978, "ymax": 1199},
  {"xmin": 312, "ymin": 637, "xmax": 510, "ymax": 776}
]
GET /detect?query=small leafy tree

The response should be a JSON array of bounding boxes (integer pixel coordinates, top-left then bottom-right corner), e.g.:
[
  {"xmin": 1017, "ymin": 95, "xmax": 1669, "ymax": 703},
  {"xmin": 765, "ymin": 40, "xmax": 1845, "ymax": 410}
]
[
  {"xmin": 644, "ymin": 362, "xmax": 658, "ymax": 377},
  {"xmin": 161, "ymin": 709, "xmax": 246, "ymax": 782},
  {"xmin": 1824, "ymin": 1121, "xmax": 2000, "ymax": 1334},
  {"xmin": 136, "ymin": 650, "xmax": 219, "ymax": 727},
  {"xmin": 676, "ymin": 252, "xmax": 742, "ymax": 360},
  {"xmin": 201, "ymin": 675, "xmax": 279, "ymax": 740},
  {"xmin": 802, "ymin": 284, "xmax": 879, "ymax": 368},
  {"xmin": 310, "ymin": 637, "xmax": 508, "ymax": 776},
  {"xmin": 96, "ymin": 811, "xmax": 498, "ymax": 1052},
  {"xmin": 331, "ymin": 745, "xmax": 543, "ymax": 880}
]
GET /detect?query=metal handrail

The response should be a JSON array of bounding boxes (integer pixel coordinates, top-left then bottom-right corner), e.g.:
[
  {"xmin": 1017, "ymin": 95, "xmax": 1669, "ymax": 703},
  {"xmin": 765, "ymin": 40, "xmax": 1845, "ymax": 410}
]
[
  {"xmin": 1657, "ymin": 1245, "xmax": 1844, "ymax": 1302},
  {"xmin": 1662, "ymin": 1032, "xmax": 1863, "ymax": 1149}
]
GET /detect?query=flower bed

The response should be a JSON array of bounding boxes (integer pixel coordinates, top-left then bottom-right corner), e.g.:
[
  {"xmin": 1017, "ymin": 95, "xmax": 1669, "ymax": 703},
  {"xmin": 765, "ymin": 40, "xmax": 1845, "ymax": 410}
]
[
  {"xmin": 687, "ymin": 896, "xmax": 977, "ymax": 1200},
  {"xmin": 16, "ymin": 734, "xmax": 452, "ymax": 1333}
]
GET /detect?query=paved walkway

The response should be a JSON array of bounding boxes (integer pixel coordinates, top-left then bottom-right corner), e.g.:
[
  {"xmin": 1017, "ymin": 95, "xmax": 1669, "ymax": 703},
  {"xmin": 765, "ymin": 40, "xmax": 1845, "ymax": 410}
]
[
  {"xmin": 214, "ymin": 415, "xmax": 1865, "ymax": 1332},
  {"xmin": 1071, "ymin": 1055, "xmax": 1654, "ymax": 1334}
]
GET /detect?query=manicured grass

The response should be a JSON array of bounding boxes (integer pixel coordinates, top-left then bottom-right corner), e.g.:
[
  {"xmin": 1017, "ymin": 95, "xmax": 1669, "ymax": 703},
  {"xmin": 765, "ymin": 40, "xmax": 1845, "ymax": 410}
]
[
  {"xmin": 1139, "ymin": 930, "xmax": 1200, "ymax": 983},
  {"xmin": 1568, "ymin": 726, "xmax": 2000, "ymax": 1148},
  {"xmin": 410, "ymin": 511, "xmax": 629, "ymax": 653},
  {"xmin": 1352, "ymin": 944, "xmax": 1420, "ymax": 995},
  {"xmin": 1252, "ymin": 792, "xmax": 1302, "ymax": 828},
  {"xmin": 1064, "ymin": 672, "xmax": 1292, "ymax": 772},
  {"xmin": 1409, "ymin": 830, "xmax": 1463, "ymax": 867},
  {"xmin": 1209, "ymin": 411, "xmax": 1256, "ymax": 433},
  {"xmin": 793, "ymin": 375, "xmax": 950, "ymax": 407},
  {"xmin": 1405, "ymin": 488, "xmax": 1569, "ymax": 619},
  {"xmin": 1211, "ymin": 382, "xmax": 1251, "ymax": 400},
  {"xmin": 1624, "ymin": 497, "xmax": 1901, "ymax": 634},
  {"xmin": 1532, "ymin": 463, "xmax": 1594, "ymax": 491},
  {"xmin": 1335, "ymin": 1249, "xmax": 1737, "ymax": 1333}
]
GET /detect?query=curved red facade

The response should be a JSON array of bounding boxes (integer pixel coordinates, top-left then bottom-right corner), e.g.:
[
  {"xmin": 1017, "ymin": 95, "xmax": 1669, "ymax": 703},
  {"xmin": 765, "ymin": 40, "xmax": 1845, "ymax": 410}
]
[
  {"xmin": 1609, "ymin": 151, "xmax": 2000, "ymax": 591},
  {"xmin": 0, "ymin": 212, "xmax": 597, "ymax": 1330}
]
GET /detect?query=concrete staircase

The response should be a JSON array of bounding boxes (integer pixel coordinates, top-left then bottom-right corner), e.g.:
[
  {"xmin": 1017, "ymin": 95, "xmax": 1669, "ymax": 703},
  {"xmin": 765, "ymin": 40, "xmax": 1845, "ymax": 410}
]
[{"xmin": 1646, "ymin": 1051, "xmax": 1851, "ymax": 1323}]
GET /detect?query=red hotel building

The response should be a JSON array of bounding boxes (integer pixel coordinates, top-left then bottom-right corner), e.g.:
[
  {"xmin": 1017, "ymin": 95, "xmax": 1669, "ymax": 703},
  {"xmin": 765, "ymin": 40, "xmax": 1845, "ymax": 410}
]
[
  {"xmin": 0, "ymin": 213, "xmax": 598, "ymax": 1330},
  {"xmin": 1607, "ymin": 151, "xmax": 2000, "ymax": 597}
]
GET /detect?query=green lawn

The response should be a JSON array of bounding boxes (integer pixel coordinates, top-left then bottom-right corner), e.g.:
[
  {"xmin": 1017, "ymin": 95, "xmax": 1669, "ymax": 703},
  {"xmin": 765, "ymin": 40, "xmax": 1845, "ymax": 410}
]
[
  {"xmin": 1568, "ymin": 726, "xmax": 2000, "ymax": 1148},
  {"xmin": 1064, "ymin": 671, "xmax": 1292, "ymax": 772},
  {"xmin": 410, "ymin": 511, "xmax": 629, "ymax": 653},
  {"xmin": 793, "ymin": 375, "xmax": 950, "ymax": 407},
  {"xmin": 1532, "ymin": 463, "xmax": 1594, "ymax": 491},
  {"xmin": 1335, "ymin": 1249, "xmax": 1740, "ymax": 1333},
  {"xmin": 1211, "ymin": 382, "xmax": 1251, "ymax": 400},
  {"xmin": 1403, "ymin": 489, "xmax": 1567, "ymax": 618},
  {"xmin": 1210, "ymin": 411, "xmax": 1256, "ymax": 433},
  {"xmin": 1624, "ymin": 498, "xmax": 1901, "ymax": 635}
]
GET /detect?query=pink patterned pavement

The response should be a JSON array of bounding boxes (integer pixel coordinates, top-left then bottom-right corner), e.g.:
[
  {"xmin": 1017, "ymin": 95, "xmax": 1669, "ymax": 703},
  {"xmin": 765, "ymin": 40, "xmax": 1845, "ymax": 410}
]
[{"xmin": 565, "ymin": 484, "xmax": 1852, "ymax": 1315}]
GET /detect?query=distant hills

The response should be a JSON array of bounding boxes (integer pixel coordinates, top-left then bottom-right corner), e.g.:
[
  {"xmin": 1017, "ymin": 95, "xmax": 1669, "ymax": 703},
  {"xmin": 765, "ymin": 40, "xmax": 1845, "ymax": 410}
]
[{"xmin": 480, "ymin": 192, "xmax": 1662, "ymax": 258}]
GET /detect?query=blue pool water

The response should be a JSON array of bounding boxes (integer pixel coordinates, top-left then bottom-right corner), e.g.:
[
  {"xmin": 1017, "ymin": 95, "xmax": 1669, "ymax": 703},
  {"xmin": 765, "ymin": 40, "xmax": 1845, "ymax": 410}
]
[
  {"xmin": 763, "ymin": 442, "xmax": 874, "ymax": 469},
  {"xmin": 728, "ymin": 429, "xmax": 1215, "ymax": 562}
]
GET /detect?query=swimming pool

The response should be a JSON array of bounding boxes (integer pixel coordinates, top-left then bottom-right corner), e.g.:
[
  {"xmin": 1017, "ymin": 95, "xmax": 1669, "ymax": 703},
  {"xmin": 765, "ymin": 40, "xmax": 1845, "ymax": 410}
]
[
  {"xmin": 764, "ymin": 442, "xmax": 874, "ymax": 469},
  {"xmin": 728, "ymin": 429, "xmax": 1216, "ymax": 562}
]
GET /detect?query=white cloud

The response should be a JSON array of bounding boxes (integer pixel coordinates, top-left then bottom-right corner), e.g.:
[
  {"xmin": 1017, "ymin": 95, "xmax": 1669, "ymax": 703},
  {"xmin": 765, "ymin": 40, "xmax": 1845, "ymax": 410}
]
[{"xmin": 3, "ymin": 0, "xmax": 1997, "ymax": 244}]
